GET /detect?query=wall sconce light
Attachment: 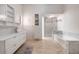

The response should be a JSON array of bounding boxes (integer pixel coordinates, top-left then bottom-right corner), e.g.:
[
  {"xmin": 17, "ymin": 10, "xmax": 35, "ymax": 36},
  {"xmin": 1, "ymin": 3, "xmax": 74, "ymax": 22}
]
[{"xmin": 0, "ymin": 15, "xmax": 7, "ymax": 21}]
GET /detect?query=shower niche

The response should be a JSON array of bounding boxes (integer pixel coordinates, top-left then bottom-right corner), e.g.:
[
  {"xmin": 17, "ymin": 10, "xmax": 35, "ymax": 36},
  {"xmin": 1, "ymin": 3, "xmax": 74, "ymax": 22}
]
[{"xmin": 35, "ymin": 14, "xmax": 39, "ymax": 26}]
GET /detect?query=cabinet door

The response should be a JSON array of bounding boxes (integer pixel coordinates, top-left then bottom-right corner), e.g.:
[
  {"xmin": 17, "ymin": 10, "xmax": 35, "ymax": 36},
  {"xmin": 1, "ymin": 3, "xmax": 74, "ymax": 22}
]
[
  {"xmin": 5, "ymin": 36, "xmax": 17, "ymax": 54},
  {"xmin": 19, "ymin": 33, "xmax": 26, "ymax": 44},
  {"xmin": 5, "ymin": 34, "xmax": 26, "ymax": 54},
  {"xmin": 16, "ymin": 33, "xmax": 26, "ymax": 46},
  {"xmin": 0, "ymin": 41, "xmax": 5, "ymax": 54}
]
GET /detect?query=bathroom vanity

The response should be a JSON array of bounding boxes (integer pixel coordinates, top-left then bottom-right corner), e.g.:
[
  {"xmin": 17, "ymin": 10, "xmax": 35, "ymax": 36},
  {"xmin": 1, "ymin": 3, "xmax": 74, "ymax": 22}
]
[
  {"xmin": 0, "ymin": 32, "xmax": 26, "ymax": 54},
  {"xmin": 54, "ymin": 34, "xmax": 79, "ymax": 54},
  {"xmin": 0, "ymin": 4, "xmax": 25, "ymax": 54}
]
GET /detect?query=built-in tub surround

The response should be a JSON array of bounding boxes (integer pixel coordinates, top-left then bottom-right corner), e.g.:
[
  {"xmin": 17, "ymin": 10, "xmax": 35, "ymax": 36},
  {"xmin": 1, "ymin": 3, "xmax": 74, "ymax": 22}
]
[{"xmin": 54, "ymin": 32, "xmax": 79, "ymax": 54}]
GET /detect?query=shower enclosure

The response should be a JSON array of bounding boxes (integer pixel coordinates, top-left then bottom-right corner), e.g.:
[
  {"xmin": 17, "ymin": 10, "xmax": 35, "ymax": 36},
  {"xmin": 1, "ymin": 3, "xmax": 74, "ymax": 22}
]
[{"xmin": 43, "ymin": 16, "xmax": 58, "ymax": 39}]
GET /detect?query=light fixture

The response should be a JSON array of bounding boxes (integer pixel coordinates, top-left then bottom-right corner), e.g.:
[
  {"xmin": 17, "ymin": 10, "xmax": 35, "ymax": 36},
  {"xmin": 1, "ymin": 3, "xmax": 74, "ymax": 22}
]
[{"xmin": 48, "ymin": 15, "xmax": 55, "ymax": 18}]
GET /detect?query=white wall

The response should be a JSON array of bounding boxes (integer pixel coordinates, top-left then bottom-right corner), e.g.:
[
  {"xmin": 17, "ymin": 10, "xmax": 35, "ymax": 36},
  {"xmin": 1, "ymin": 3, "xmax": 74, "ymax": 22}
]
[
  {"xmin": 22, "ymin": 4, "xmax": 64, "ymax": 39},
  {"xmin": 57, "ymin": 14, "xmax": 64, "ymax": 31},
  {"xmin": 10, "ymin": 4, "xmax": 23, "ymax": 23},
  {"xmin": 61, "ymin": 5, "xmax": 79, "ymax": 34}
]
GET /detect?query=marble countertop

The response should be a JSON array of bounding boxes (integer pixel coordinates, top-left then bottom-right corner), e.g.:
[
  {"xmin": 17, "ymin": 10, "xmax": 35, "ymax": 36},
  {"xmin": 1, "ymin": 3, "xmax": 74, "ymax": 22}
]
[
  {"xmin": 54, "ymin": 34, "xmax": 79, "ymax": 41},
  {"xmin": 63, "ymin": 35, "xmax": 79, "ymax": 41},
  {"xmin": 0, "ymin": 31, "xmax": 26, "ymax": 41}
]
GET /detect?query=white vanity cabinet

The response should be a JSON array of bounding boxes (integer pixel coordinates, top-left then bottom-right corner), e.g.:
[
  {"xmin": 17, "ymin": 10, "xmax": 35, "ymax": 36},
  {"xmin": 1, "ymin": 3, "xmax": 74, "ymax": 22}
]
[{"xmin": 0, "ymin": 32, "xmax": 26, "ymax": 54}]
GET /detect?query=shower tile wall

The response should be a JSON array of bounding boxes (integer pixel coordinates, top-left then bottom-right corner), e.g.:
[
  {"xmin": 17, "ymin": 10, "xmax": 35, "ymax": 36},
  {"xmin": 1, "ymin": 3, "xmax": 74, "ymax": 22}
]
[
  {"xmin": 44, "ymin": 17, "xmax": 53, "ymax": 37},
  {"xmin": 44, "ymin": 23, "xmax": 53, "ymax": 37},
  {"xmin": 44, "ymin": 17, "xmax": 57, "ymax": 37}
]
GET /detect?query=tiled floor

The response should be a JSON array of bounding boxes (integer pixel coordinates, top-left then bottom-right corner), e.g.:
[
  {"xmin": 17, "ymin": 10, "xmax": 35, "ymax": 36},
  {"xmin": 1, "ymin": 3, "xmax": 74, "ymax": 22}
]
[{"xmin": 15, "ymin": 39, "xmax": 64, "ymax": 54}]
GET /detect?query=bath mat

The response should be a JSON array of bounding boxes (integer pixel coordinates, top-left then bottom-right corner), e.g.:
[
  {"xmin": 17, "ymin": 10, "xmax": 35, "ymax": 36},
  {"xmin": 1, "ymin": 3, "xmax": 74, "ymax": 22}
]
[{"xmin": 24, "ymin": 45, "xmax": 33, "ymax": 54}]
